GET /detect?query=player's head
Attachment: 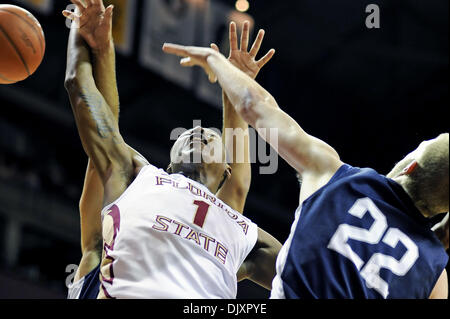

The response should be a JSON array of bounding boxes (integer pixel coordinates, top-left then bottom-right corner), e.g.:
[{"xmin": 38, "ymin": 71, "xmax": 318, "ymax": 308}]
[
  {"xmin": 388, "ymin": 133, "xmax": 449, "ymax": 217},
  {"xmin": 168, "ymin": 126, "xmax": 231, "ymax": 193}
]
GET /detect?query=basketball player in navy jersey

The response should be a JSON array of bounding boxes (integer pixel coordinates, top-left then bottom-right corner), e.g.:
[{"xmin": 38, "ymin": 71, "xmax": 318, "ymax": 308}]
[
  {"xmin": 163, "ymin": 42, "xmax": 449, "ymax": 299},
  {"xmin": 63, "ymin": 0, "xmax": 282, "ymax": 298},
  {"xmin": 66, "ymin": 160, "xmax": 102, "ymax": 299}
]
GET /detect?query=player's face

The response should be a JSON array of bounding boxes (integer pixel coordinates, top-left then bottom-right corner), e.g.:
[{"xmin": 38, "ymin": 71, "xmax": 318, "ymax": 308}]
[
  {"xmin": 170, "ymin": 126, "xmax": 226, "ymax": 165},
  {"xmin": 169, "ymin": 127, "xmax": 230, "ymax": 191}
]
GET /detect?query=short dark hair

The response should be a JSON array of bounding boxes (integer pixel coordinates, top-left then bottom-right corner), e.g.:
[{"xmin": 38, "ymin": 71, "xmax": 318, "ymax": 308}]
[{"xmin": 403, "ymin": 134, "xmax": 449, "ymax": 217}]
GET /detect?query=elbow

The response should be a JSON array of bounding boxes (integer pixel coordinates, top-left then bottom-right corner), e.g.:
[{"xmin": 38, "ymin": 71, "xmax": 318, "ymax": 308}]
[
  {"xmin": 235, "ymin": 89, "xmax": 276, "ymax": 126},
  {"xmin": 64, "ymin": 71, "xmax": 80, "ymax": 93},
  {"xmin": 64, "ymin": 62, "xmax": 86, "ymax": 94},
  {"xmin": 234, "ymin": 180, "xmax": 251, "ymax": 205},
  {"xmin": 235, "ymin": 89, "xmax": 258, "ymax": 124},
  {"xmin": 239, "ymin": 174, "xmax": 252, "ymax": 197}
]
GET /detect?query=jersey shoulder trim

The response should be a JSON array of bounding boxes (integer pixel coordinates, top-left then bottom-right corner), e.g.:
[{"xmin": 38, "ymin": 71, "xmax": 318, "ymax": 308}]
[{"xmin": 101, "ymin": 164, "xmax": 163, "ymax": 216}]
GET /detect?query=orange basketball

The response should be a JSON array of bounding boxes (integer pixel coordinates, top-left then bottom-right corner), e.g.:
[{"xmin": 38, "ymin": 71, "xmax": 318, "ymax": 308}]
[{"xmin": 0, "ymin": 4, "xmax": 45, "ymax": 84}]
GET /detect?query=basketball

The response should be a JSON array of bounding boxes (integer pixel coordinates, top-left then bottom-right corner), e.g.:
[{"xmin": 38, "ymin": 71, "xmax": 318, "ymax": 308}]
[{"xmin": 0, "ymin": 4, "xmax": 45, "ymax": 84}]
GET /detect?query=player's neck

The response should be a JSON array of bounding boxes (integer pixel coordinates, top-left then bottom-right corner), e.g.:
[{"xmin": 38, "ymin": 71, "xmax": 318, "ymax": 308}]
[{"xmin": 198, "ymin": 170, "xmax": 221, "ymax": 194}]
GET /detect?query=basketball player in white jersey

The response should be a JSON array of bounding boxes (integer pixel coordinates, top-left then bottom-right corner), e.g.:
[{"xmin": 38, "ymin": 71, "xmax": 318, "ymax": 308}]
[
  {"xmin": 68, "ymin": 152, "xmax": 148, "ymax": 299},
  {"xmin": 64, "ymin": 0, "xmax": 281, "ymax": 298},
  {"xmin": 65, "ymin": 1, "xmax": 148, "ymax": 299}
]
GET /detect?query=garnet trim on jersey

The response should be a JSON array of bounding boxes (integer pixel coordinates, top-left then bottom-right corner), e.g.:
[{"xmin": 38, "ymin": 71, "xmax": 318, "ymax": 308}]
[{"xmin": 100, "ymin": 205, "xmax": 121, "ymax": 299}]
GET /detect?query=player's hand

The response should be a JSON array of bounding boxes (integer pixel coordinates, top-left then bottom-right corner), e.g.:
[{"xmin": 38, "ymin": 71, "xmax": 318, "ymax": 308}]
[
  {"xmin": 162, "ymin": 44, "xmax": 220, "ymax": 83},
  {"xmin": 210, "ymin": 21, "xmax": 275, "ymax": 80},
  {"xmin": 63, "ymin": 0, "xmax": 114, "ymax": 52}
]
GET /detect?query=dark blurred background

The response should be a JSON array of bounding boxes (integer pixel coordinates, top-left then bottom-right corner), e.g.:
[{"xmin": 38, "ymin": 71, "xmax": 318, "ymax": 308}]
[{"xmin": 0, "ymin": 0, "xmax": 448, "ymax": 299}]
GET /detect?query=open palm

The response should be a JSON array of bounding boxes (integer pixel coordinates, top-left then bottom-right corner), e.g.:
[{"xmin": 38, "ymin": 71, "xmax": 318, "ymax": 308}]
[
  {"xmin": 212, "ymin": 21, "xmax": 275, "ymax": 80},
  {"xmin": 162, "ymin": 21, "xmax": 275, "ymax": 83},
  {"xmin": 63, "ymin": 0, "xmax": 113, "ymax": 51}
]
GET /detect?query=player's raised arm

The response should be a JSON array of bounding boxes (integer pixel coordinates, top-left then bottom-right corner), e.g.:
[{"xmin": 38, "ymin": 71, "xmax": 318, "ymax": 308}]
[
  {"xmin": 63, "ymin": 0, "xmax": 120, "ymax": 116},
  {"xmin": 64, "ymin": 0, "xmax": 151, "ymax": 164},
  {"xmin": 63, "ymin": 1, "xmax": 119, "ymax": 282},
  {"xmin": 162, "ymin": 44, "xmax": 343, "ymax": 187},
  {"xmin": 64, "ymin": 17, "xmax": 133, "ymax": 207},
  {"xmin": 215, "ymin": 21, "xmax": 275, "ymax": 213}
]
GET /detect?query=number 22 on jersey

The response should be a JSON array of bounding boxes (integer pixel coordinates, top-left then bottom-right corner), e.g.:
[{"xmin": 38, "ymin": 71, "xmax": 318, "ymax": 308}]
[{"xmin": 327, "ymin": 198, "xmax": 419, "ymax": 298}]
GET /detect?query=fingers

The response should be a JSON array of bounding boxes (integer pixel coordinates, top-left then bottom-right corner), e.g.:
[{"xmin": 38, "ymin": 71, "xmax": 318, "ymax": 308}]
[
  {"xmin": 180, "ymin": 57, "xmax": 195, "ymax": 67},
  {"xmin": 249, "ymin": 29, "xmax": 265, "ymax": 58},
  {"xmin": 240, "ymin": 21, "xmax": 250, "ymax": 52},
  {"xmin": 70, "ymin": 0, "xmax": 86, "ymax": 9},
  {"xmin": 87, "ymin": 0, "xmax": 96, "ymax": 7},
  {"xmin": 229, "ymin": 22, "xmax": 238, "ymax": 52},
  {"xmin": 104, "ymin": 4, "xmax": 114, "ymax": 24},
  {"xmin": 208, "ymin": 73, "xmax": 218, "ymax": 83},
  {"xmin": 231, "ymin": 20, "xmax": 266, "ymax": 57},
  {"xmin": 162, "ymin": 43, "xmax": 189, "ymax": 57},
  {"xmin": 163, "ymin": 43, "xmax": 217, "ymax": 58},
  {"xmin": 69, "ymin": 0, "xmax": 104, "ymax": 14},
  {"xmin": 256, "ymin": 49, "xmax": 276, "ymax": 68},
  {"xmin": 62, "ymin": 10, "xmax": 80, "ymax": 21},
  {"xmin": 180, "ymin": 57, "xmax": 216, "ymax": 83},
  {"xmin": 92, "ymin": 0, "xmax": 103, "ymax": 8},
  {"xmin": 210, "ymin": 43, "xmax": 220, "ymax": 53}
]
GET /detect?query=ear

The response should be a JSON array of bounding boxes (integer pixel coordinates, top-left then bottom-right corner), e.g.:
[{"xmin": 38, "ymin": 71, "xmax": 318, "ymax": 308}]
[
  {"xmin": 399, "ymin": 160, "xmax": 419, "ymax": 177},
  {"xmin": 217, "ymin": 165, "xmax": 232, "ymax": 192}
]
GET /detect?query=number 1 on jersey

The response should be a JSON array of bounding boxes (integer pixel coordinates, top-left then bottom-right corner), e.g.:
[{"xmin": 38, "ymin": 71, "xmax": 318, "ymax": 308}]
[{"xmin": 193, "ymin": 200, "xmax": 211, "ymax": 228}]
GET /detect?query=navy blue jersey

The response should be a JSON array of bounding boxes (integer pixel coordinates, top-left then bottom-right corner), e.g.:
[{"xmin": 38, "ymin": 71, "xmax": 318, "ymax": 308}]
[
  {"xmin": 67, "ymin": 265, "xmax": 100, "ymax": 299},
  {"xmin": 271, "ymin": 164, "xmax": 448, "ymax": 299},
  {"xmin": 79, "ymin": 265, "xmax": 100, "ymax": 299}
]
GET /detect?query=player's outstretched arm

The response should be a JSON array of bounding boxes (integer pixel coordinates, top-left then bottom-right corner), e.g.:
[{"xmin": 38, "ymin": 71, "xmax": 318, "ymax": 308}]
[
  {"xmin": 238, "ymin": 228, "xmax": 282, "ymax": 290},
  {"xmin": 162, "ymin": 44, "xmax": 343, "ymax": 189},
  {"xmin": 63, "ymin": 1, "xmax": 119, "ymax": 281},
  {"xmin": 64, "ymin": 1, "xmax": 151, "ymax": 170},
  {"xmin": 63, "ymin": 0, "xmax": 120, "ymax": 116},
  {"xmin": 64, "ymin": 23, "xmax": 133, "ymax": 207},
  {"xmin": 215, "ymin": 21, "xmax": 275, "ymax": 213}
]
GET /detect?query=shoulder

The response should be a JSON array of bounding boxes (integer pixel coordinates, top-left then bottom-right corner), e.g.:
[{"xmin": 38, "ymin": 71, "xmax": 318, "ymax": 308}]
[
  {"xmin": 317, "ymin": 164, "xmax": 388, "ymax": 189},
  {"xmin": 299, "ymin": 163, "xmax": 356, "ymax": 204}
]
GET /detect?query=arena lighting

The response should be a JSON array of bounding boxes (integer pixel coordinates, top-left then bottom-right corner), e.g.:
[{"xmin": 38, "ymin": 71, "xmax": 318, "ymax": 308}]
[{"xmin": 236, "ymin": 0, "xmax": 250, "ymax": 13}]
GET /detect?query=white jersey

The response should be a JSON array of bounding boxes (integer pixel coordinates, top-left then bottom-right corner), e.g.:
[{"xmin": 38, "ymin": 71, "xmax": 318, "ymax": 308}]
[{"xmin": 98, "ymin": 164, "xmax": 258, "ymax": 299}]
